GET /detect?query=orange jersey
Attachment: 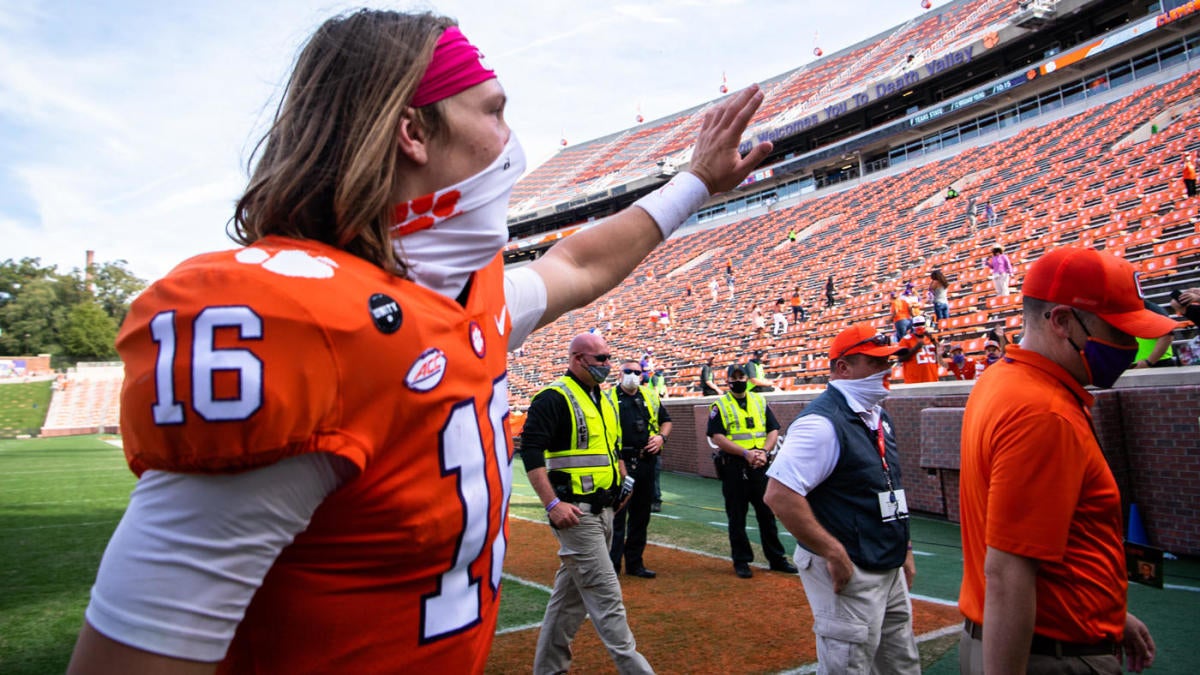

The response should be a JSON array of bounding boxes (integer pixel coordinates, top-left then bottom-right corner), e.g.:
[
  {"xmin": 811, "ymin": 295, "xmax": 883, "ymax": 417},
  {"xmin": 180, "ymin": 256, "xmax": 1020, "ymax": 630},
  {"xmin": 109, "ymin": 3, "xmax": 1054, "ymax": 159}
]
[
  {"xmin": 899, "ymin": 334, "xmax": 940, "ymax": 383},
  {"xmin": 117, "ymin": 236, "xmax": 514, "ymax": 673}
]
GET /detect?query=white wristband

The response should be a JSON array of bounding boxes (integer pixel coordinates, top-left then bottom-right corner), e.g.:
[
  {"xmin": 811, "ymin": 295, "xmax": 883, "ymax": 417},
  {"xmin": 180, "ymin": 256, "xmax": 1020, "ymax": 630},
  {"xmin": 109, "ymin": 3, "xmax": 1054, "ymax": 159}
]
[{"xmin": 633, "ymin": 171, "xmax": 711, "ymax": 240}]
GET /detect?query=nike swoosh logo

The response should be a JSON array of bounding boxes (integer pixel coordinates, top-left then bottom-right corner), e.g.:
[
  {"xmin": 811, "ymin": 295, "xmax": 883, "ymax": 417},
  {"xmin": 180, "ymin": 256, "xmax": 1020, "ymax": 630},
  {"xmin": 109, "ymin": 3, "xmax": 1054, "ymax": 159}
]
[{"xmin": 495, "ymin": 306, "xmax": 508, "ymax": 336}]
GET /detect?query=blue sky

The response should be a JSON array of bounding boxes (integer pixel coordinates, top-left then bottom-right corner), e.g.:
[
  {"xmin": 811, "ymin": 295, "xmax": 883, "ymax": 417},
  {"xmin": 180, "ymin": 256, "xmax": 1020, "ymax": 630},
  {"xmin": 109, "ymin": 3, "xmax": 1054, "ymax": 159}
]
[{"xmin": 0, "ymin": 0, "xmax": 942, "ymax": 282}]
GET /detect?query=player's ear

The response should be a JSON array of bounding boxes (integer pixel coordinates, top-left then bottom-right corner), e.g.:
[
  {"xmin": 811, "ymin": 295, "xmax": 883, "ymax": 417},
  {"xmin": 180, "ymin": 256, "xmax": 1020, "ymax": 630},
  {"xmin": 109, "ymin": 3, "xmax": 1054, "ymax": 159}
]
[{"xmin": 397, "ymin": 107, "xmax": 428, "ymax": 165}]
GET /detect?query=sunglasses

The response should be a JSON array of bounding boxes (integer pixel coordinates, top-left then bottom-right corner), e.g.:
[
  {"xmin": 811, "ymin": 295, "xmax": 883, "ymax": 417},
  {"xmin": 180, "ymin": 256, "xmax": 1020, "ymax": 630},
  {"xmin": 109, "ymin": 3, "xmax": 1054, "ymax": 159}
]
[
  {"xmin": 579, "ymin": 353, "xmax": 611, "ymax": 362},
  {"xmin": 622, "ymin": 368, "xmax": 642, "ymax": 375},
  {"xmin": 834, "ymin": 333, "xmax": 890, "ymax": 359}
]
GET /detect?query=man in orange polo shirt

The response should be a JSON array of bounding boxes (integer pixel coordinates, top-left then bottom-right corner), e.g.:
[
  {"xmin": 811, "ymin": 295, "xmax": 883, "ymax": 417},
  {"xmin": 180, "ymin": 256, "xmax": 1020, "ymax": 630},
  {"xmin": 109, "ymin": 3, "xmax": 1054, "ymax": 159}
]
[{"xmin": 958, "ymin": 247, "xmax": 1167, "ymax": 674}]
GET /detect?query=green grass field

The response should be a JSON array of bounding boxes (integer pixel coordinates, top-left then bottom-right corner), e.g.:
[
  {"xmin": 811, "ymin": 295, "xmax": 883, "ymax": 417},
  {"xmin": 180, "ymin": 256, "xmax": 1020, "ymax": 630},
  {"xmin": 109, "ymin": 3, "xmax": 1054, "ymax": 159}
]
[
  {"xmin": 0, "ymin": 381, "xmax": 53, "ymax": 438},
  {"xmin": 3, "ymin": 435, "xmax": 1198, "ymax": 673}
]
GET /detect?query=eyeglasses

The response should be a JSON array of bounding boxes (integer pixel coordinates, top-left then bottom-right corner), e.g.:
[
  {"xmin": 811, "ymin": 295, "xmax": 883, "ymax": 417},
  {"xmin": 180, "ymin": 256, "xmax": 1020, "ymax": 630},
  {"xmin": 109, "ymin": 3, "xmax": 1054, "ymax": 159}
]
[
  {"xmin": 622, "ymin": 368, "xmax": 642, "ymax": 375},
  {"xmin": 833, "ymin": 333, "xmax": 889, "ymax": 360}
]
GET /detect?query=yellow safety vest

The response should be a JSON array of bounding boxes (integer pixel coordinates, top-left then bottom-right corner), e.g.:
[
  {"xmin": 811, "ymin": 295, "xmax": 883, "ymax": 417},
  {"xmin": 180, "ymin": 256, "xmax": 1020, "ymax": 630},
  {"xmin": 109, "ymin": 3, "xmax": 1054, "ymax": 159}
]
[
  {"xmin": 624, "ymin": 384, "xmax": 660, "ymax": 435},
  {"xmin": 712, "ymin": 392, "xmax": 768, "ymax": 450},
  {"xmin": 745, "ymin": 361, "xmax": 763, "ymax": 392},
  {"xmin": 539, "ymin": 376, "xmax": 621, "ymax": 496}
]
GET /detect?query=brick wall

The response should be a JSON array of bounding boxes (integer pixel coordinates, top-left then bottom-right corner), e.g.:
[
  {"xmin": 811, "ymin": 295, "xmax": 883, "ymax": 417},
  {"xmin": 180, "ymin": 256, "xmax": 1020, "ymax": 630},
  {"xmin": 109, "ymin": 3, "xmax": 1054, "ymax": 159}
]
[{"xmin": 661, "ymin": 368, "xmax": 1200, "ymax": 555}]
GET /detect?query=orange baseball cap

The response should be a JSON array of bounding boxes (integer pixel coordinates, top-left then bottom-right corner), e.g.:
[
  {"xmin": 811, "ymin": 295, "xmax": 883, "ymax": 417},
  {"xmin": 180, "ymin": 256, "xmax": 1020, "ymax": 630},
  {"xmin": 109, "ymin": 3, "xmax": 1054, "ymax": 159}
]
[
  {"xmin": 830, "ymin": 323, "xmax": 904, "ymax": 360},
  {"xmin": 1023, "ymin": 247, "xmax": 1177, "ymax": 338}
]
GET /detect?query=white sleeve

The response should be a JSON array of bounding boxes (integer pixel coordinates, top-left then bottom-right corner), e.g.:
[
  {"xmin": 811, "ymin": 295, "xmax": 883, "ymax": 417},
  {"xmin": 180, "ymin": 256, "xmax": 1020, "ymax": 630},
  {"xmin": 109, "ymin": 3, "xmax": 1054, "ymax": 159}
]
[
  {"xmin": 766, "ymin": 415, "xmax": 840, "ymax": 497},
  {"xmin": 503, "ymin": 266, "xmax": 547, "ymax": 351},
  {"xmin": 84, "ymin": 452, "xmax": 351, "ymax": 662}
]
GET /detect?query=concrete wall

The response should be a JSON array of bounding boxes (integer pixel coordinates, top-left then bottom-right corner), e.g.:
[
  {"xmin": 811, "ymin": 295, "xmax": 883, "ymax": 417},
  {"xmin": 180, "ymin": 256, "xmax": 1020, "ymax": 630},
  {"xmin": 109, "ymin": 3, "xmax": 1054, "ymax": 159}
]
[{"xmin": 661, "ymin": 366, "xmax": 1200, "ymax": 555}]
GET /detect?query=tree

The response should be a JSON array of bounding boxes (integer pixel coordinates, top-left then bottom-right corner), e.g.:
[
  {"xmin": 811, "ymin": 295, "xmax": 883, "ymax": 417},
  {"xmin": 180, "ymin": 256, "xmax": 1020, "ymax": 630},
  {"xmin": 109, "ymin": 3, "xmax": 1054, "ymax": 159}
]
[
  {"xmin": 87, "ymin": 260, "xmax": 146, "ymax": 326},
  {"xmin": 60, "ymin": 302, "xmax": 119, "ymax": 360},
  {"xmin": 0, "ymin": 277, "xmax": 61, "ymax": 355}
]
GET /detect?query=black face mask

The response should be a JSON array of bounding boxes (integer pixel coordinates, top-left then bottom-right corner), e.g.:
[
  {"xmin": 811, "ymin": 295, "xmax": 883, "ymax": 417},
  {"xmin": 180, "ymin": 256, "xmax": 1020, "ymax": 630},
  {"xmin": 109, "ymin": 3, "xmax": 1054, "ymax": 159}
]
[{"xmin": 729, "ymin": 381, "xmax": 748, "ymax": 394}]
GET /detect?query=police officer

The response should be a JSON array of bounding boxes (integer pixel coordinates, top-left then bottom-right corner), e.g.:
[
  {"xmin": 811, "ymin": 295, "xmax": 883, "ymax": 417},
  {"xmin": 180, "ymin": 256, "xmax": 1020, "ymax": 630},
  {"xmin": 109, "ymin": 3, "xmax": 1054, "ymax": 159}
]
[
  {"xmin": 745, "ymin": 350, "xmax": 774, "ymax": 392},
  {"xmin": 707, "ymin": 365, "xmax": 796, "ymax": 579},
  {"xmin": 520, "ymin": 333, "xmax": 653, "ymax": 674},
  {"xmin": 610, "ymin": 360, "xmax": 672, "ymax": 578}
]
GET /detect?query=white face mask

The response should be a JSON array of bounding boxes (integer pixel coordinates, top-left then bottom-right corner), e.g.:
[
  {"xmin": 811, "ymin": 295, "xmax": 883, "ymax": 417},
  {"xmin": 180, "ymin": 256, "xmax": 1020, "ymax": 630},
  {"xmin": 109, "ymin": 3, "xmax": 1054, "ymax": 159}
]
[
  {"xmin": 835, "ymin": 369, "xmax": 891, "ymax": 409},
  {"xmin": 391, "ymin": 134, "xmax": 527, "ymax": 298},
  {"xmin": 621, "ymin": 373, "xmax": 640, "ymax": 391}
]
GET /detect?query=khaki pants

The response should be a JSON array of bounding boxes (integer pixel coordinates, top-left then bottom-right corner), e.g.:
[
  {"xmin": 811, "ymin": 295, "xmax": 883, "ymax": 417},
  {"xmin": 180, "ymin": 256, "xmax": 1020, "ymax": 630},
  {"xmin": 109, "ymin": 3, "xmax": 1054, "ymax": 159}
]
[
  {"xmin": 958, "ymin": 628, "xmax": 1121, "ymax": 674},
  {"xmin": 794, "ymin": 549, "xmax": 919, "ymax": 675},
  {"xmin": 534, "ymin": 509, "xmax": 654, "ymax": 675}
]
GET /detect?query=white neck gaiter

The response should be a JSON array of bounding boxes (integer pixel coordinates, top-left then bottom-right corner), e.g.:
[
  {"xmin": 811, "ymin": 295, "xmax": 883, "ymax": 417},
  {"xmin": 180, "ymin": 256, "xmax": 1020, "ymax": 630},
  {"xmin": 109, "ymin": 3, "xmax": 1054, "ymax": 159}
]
[
  {"xmin": 831, "ymin": 370, "xmax": 890, "ymax": 411},
  {"xmin": 391, "ymin": 134, "xmax": 526, "ymax": 298}
]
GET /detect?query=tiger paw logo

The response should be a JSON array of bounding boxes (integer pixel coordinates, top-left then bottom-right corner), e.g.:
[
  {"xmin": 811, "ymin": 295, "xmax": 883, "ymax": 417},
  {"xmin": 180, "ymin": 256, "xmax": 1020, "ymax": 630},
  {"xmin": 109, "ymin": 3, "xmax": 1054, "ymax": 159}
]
[
  {"xmin": 235, "ymin": 248, "xmax": 338, "ymax": 278},
  {"xmin": 392, "ymin": 189, "xmax": 462, "ymax": 236}
]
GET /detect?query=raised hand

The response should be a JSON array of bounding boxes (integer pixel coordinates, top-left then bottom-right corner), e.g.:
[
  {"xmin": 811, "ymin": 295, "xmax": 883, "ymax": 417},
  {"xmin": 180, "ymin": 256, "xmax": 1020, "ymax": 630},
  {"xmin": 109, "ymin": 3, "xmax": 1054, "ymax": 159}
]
[{"xmin": 689, "ymin": 85, "xmax": 773, "ymax": 195}]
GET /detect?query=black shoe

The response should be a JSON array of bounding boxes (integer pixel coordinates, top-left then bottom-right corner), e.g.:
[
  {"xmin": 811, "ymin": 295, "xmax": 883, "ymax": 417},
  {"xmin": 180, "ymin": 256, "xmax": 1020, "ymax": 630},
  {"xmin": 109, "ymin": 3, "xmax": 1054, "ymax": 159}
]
[
  {"xmin": 628, "ymin": 567, "xmax": 657, "ymax": 579},
  {"xmin": 650, "ymin": 502, "xmax": 662, "ymax": 513},
  {"xmin": 734, "ymin": 562, "xmax": 753, "ymax": 579},
  {"xmin": 769, "ymin": 560, "xmax": 799, "ymax": 574}
]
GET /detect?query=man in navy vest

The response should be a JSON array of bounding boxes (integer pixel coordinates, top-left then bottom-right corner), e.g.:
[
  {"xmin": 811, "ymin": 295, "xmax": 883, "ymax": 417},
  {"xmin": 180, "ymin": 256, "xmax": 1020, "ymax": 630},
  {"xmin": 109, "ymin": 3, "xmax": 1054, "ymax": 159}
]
[{"xmin": 765, "ymin": 323, "xmax": 919, "ymax": 674}]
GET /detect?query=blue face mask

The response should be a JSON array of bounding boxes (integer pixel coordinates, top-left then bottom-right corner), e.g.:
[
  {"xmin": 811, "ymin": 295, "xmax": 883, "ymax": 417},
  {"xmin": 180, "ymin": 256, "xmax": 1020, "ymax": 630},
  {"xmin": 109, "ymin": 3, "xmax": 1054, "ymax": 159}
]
[
  {"xmin": 1070, "ymin": 311, "xmax": 1137, "ymax": 389},
  {"xmin": 952, "ymin": 353, "xmax": 965, "ymax": 366}
]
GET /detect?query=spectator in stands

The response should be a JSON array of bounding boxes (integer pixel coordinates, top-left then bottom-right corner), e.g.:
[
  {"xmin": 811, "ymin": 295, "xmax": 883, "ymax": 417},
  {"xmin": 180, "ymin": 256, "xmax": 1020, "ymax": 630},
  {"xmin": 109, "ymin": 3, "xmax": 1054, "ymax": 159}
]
[
  {"xmin": 901, "ymin": 281, "xmax": 921, "ymax": 318},
  {"xmin": 707, "ymin": 364, "xmax": 795, "ymax": 579},
  {"xmin": 700, "ymin": 355, "xmax": 720, "ymax": 396},
  {"xmin": 640, "ymin": 349, "xmax": 655, "ymax": 385},
  {"xmin": 751, "ymin": 302, "xmax": 766, "ymax": 338},
  {"xmin": 787, "ymin": 227, "xmax": 798, "ymax": 244},
  {"xmin": 984, "ymin": 199, "xmax": 997, "ymax": 228},
  {"xmin": 68, "ymin": 15, "xmax": 773, "ymax": 674},
  {"xmin": 888, "ymin": 292, "xmax": 915, "ymax": 343},
  {"xmin": 658, "ymin": 306, "xmax": 671, "ymax": 334},
  {"xmin": 650, "ymin": 369, "xmax": 668, "ymax": 400},
  {"xmin": 928, "ymin": 270, "xmax": 950, "ymax": 330},
  {"xmin": 685, "ymin": 281, "xmax": 692, "ymax": 298},
  {"xmin": 966, "ymin": 195, "xmax": 979, "ymax": 232},
  {"xmin": 1132, "ymin": 299, "xmax": 1177, "ymax": 368},
  {"xmin": 986, "ymin": 245, "xmax": 1014, "ymax": 297},
  {"xmin": 946, "ymin": 185, "xmax": 959, "ymax": 200},
  {"xmin": 709, "ymin": 275, "xmax": 720, "ymax": 303},
  {"xmin": 943, "ymin": 342, "xmax": 977, "ymax": 381},
  {"xmin": 826, "ymin": 275, "xmax": 836, "ymax": 308},
  {"xmin": 898, "ymin": 316, "xmax": 940, "ymax": 383},
  {"xmin": 790, "ymin": 287, "xmax": 807, "ymax": 323},
  {"xmin": 985, "ymin": 321, "xmax": 1011, "ymax": 356},
  {"xmin": 1182, "ymin": 152, "xmax": 1196, "ymax": 198},
  {"xmin": 1169, "ymin": 287, "xmax": 1200, "ymax": 326},
  {"xmin": 727, "ymin": 270, "xmax": 737, "ymax": 302},
  {"xmin": 981, "ymin": 339, "xmax": 1003, "ymax": 370},
  {"xmin": 772, "ymin": 299, "xmax": 789, "ymax": 336}
]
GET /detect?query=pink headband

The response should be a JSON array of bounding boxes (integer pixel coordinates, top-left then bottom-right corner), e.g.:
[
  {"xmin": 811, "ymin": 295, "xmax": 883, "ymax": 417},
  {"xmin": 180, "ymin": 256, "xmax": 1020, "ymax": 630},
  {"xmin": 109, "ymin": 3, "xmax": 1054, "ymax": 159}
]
[{"xmin": 411, "ymin": 26, "xmax": 496, "ymax": 107}]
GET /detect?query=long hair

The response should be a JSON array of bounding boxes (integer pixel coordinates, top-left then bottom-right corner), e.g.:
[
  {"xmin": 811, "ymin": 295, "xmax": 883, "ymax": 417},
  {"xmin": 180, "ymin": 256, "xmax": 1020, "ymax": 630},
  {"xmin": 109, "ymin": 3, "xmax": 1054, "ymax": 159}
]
[
  {"xmin": 930, "ymin": 269, "xmax": 949, "ymax": 287},
  {"xmin": 231, "ymin": 10, "xmax": 455, "ymax": 273}
]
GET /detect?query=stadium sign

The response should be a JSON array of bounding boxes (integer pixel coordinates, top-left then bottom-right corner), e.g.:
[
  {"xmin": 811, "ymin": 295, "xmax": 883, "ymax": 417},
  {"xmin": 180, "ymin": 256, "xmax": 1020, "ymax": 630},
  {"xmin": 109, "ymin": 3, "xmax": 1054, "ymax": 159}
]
[{"xmin": 740, "ymin": 44, "xmax": 983, "ymax": 154}]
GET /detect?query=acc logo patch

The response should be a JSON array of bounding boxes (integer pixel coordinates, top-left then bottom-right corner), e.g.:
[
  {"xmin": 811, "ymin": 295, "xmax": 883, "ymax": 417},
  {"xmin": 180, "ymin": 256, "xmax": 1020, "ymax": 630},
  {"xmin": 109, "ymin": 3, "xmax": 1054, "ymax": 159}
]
[
  {"xmin": 406, "ymin": 348, "xmax": 447, "ymax": 392},
  {"xmin": 369, "ymin": 294, "xmax": 403, "ymax": 334},
  {"xmin": 469, "ymin": 321, "xmax": 486, "ymax": 358}
]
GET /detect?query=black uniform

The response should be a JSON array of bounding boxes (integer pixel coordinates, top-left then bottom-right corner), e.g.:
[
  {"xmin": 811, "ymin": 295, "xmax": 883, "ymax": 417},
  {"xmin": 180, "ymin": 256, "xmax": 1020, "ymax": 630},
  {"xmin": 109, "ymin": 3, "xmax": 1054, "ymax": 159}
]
[
  {"xmin": 706, "ymin": 399, "xmax": 789, "ymax": 568},
  {"xmin": 610, "ymin": 386, "xmax": 671, "ymax": 573}
]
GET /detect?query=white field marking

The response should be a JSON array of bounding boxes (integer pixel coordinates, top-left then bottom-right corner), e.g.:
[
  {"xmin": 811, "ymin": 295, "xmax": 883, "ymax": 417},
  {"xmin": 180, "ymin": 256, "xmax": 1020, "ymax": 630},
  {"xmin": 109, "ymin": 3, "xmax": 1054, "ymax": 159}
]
[
  {"xmin": 708, "ymin": 521, "xmax": 729, "ymax": 528},
  {"xmin": 501, "ymin": 572, "xmax": 552, "ymax": 594},
  {"xmin": 496, "ymin": 621, "xmax": 542, "ymax": 636},
  {"xmin": 651, "ymin": 513, "xmax": 681, "ymax": 519},
  {"xmin": 1165, "ymin": 583, "xmax": 1200, "ymax": 592},
  {"xmin": 913, "ymin": 550, "xmax": 934, "ymax": 556},
  {"xmin": 910, "ymin": 592, "xmax": 959, "ymax": 607},
  {"xmin": 106, "ymin": 439, "xmax": 123, "ymax": 448},
  {"xmin": 773, "ymin": 624, "xmax": 963, "ymax": 674}
]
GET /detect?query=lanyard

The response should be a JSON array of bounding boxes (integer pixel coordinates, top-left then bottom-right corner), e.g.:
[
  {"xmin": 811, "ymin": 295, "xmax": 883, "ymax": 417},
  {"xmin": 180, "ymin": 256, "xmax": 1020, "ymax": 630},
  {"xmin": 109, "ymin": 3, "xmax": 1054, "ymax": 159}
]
[{"xmin": 876, "ymin": 422, "xmax": 897, "ymax": 494}]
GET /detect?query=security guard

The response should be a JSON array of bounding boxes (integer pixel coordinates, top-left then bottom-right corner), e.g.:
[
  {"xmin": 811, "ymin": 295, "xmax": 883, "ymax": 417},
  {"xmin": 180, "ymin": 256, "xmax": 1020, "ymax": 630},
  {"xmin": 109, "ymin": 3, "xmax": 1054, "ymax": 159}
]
[
  {"xmin": 745, "ymin": 350, "xmax": 774, "ymax": 392},
  {"xmin": 520, "ymin": 333, "xmax": 653, "ymax": 675},
  {"xmin": 610, "ymin": 360, "xmax": 673, "ymax": 579},
  {"xmin": 707, "ymin": 364, "xmax": 796, "ymax": 579}
]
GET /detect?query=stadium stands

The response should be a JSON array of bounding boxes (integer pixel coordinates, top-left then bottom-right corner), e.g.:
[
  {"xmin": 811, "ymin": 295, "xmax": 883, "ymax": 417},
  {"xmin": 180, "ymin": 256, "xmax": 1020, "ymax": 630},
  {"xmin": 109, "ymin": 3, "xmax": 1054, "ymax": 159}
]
[
  {"xmin": 507, "ymin": 65, "xmax": 1200, "ymax": 406},
  {"xmin": 40, "ymin": 364, "xmax": 122, "ymax": 437}
]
